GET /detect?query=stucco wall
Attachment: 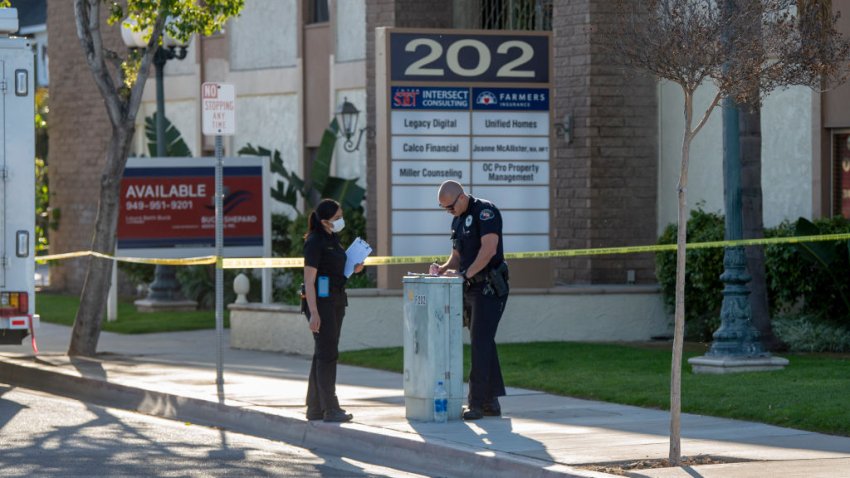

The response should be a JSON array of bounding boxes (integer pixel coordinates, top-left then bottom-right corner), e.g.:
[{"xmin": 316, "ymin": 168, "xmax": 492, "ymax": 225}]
[
  {"xmin": 234, "ymin": 94, "xmax": 301, "ymax": 215},
  {"xmin": 229, "ymin": 0, "xmax": 298, "ymax": 70},
  {"xmin": 658, "ymin": 81, "xmax": 813, "ymax": 233},
  {"xmin": 229, "ymin": 287, "xmax": 670, "ymax": 355},
  {"xmin": 761, "ymin": 87, "xmax": 813, "ymax": 225},
  {"xmin": 134, "ymin": 99, "xmax": 198, "ymax": 157},
  {"xmin": 336, "ymin": 0, "xmax": 366, "ymax": 62}
]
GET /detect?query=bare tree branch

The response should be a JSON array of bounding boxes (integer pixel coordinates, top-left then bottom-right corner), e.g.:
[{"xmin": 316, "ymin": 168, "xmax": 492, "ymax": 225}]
[
  {"xmin": 74, "ymin": 0, "xmax": 122, "ymax": 124},
  {"xmin": 692, "ymin": 90, "xmax": 724, "ymax": 138}
]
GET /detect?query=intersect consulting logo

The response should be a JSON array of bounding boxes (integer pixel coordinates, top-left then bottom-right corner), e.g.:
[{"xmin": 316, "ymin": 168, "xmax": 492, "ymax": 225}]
[{"xmin": 392, "ymin": 88, "xmax": 420, "ymax": 108}]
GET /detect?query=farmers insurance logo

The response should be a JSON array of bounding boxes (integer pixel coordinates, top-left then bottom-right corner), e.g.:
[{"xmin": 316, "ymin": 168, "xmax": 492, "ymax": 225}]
[{"xmin": 476, "ymin": 91, "xmax": 497, "ymax": 106}]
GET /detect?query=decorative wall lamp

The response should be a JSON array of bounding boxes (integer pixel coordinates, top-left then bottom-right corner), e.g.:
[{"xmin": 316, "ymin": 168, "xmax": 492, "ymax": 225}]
[
  {"xmin": 554, "ymin": 113, "xmax": 573, "ymax": 144},
  {"xmin": 335, "ymin": 97, "xmax": 369, "ymax": 152}
]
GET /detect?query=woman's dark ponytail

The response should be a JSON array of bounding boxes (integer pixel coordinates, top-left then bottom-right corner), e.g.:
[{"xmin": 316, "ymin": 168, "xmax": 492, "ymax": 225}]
[{"xmin": 304, "ymin": 199, "xmax": 341, "ymax": 239}]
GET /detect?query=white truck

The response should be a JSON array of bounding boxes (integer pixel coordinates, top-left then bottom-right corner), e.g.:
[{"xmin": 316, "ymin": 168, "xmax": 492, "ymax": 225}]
[{"xmin": 0, "ymin": 8, "xmax": 38, "ymax": 347}]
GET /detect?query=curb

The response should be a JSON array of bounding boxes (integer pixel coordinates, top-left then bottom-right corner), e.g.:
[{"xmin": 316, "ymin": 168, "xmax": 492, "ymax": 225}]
[{"xmin": 0, "ymin": 356, "xmax": 613, "ymax": 478}]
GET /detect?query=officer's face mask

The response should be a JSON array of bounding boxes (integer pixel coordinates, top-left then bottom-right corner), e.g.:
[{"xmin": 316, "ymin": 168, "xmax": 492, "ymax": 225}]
[{"xmin": 331, "ymin": 217, "xmax": 346, "ymax": 233}]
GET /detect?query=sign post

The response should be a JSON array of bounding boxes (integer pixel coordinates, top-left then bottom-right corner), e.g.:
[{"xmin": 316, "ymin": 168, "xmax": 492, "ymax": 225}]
[{"xmin": 202, "ymin": 82, "xmax": 235, "ymax": 395}]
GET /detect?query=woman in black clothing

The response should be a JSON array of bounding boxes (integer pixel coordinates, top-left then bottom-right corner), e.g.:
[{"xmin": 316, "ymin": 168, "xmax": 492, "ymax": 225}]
[{"xmin": 303, "ymin": 199, "xmax": 363, "ymax": 422}]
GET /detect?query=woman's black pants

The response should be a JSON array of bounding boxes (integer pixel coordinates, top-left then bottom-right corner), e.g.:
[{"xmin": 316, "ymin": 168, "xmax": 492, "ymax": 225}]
[{"xmin": 306, "ymin": 291, "xmax": 346, "ymax": 413}]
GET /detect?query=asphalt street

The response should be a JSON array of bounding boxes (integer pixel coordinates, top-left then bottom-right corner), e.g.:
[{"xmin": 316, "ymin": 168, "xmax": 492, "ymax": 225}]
[{"xmin": 0, "ymin": 383, "xmax": 428, "ymax": 478}]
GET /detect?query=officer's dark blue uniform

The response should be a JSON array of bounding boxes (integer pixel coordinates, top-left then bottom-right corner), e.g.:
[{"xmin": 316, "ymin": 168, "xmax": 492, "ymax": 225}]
[{"xmin": 451, "ymin": 195, "xmax": 508, "ymax": 414}]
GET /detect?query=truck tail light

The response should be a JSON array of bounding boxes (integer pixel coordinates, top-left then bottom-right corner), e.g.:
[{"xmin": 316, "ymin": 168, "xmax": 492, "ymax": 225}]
[{"xmin": 0, "ymin": 292, "xmax": 28, "ymax": 317}]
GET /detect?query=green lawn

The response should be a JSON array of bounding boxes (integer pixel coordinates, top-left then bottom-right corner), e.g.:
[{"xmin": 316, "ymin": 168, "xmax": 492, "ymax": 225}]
[
  {"xmin": 36, "ymin": 292, "xmax": 850, "ymax": 436},
  {"xmin": 340, "ymin": 342, "xmax": 850, "ymax": 437},
  {"xmin": 36, "ymin": 293, "xmax": 228, "ymax": 334}
]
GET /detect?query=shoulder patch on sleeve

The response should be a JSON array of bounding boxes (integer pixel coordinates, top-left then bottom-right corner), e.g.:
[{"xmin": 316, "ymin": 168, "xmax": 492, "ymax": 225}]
[{"xmin": 479, "ymin": 209, "xmax": 495, "ymax": 221}]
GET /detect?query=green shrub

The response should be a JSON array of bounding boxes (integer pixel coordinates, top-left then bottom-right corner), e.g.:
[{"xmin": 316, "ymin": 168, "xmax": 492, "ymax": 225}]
[
  {"xmin": 657, "ymin": 211, "xmax": 850, "ymax": 340},
  {"xmin": 773, "ymin": 315, "xmax": 850, "ymax": 353},
  {"xmin": 764, "ymin": 216, "xmax": 850, "ymax": 325},
  {"xmin": 118, "ymin": 262, "xmax": 155, "ymax": 289},
  {"xmin": 271, "ymin": 213, "xmax": 294, "ymax": 257},
  {"xmin": 655, "ymin": 207, "xmax": 725, "ymax": 341},
  {"xmin": 177, "ymin": 266, "xmax": 262, "ymax": 309}
]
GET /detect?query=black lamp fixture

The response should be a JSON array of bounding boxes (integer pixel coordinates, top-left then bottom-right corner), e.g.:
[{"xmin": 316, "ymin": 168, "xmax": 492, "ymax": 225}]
[
  {"xmin": 554, "ymin": 113, "xmax": 573, "ymax": 144},
  {"xmin": 335, "ymin": 97, "xmax": 368, "ymax": 153}
]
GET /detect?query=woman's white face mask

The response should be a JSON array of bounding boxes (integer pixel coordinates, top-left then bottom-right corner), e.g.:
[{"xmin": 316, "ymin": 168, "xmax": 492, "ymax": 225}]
[{"xmin": 331, "ymin": 217, "xmax": 345, "ymax": 233}]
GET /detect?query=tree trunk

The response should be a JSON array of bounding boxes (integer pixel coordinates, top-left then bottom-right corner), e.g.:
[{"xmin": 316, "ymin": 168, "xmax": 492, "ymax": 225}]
[
  {"xmin": 739, "ymin": 105, "xmax": 783, "ymax": 351},
  {"xmin": 670, "ymin": 93, "xmax": 695, "ymax": 467},
  {"xmin": 68, "ymin": 125, "xmax": 135, "ymax": 356}
]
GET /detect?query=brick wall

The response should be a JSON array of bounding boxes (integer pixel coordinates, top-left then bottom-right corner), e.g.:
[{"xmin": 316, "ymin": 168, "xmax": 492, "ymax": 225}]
[
  {"xmin": 552, "ymin": 0, "xmax": 593, "ymax": 284},
  {"xmin": 551, "ymin": 0, "xmax": 658, "ymax": 284},
  {"xmin": 587, "ymin": 0, "xmax": 658, "ymax": 284},
  {"xmin": 47, "ymin": 2, "xmax": 126, "ymax": 293}
]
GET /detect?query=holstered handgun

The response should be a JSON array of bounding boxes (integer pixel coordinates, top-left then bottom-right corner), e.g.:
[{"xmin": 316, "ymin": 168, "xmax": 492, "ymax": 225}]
[{"xmin": 487, "ymin": 262, "xmax": 510, "ymax": 298}]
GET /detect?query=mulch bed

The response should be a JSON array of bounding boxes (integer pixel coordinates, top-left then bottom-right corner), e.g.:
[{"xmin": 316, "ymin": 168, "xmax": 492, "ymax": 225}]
[{"xmin": 579, "ymin": 455, "xmax": 754, "ymax": 476}]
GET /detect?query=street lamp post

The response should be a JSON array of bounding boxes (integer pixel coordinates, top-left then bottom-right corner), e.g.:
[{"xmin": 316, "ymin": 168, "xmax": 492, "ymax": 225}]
[
  {"xmin": 121, "ymin": 20, "xmax": 191, "ymax": 305},
  {"xmin": 145, "ymin": 44, "xmax": 187, "ymax": 302},
  {"xmin": 688, "ymin": 0, "xmax": 787, "ymax": 373}
]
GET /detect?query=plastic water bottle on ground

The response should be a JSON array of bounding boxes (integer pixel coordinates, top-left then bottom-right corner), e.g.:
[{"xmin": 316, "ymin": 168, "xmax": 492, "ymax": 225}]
[{"xmin": 434, "ymin": 380, "xmax": 448, "ymax": 423}]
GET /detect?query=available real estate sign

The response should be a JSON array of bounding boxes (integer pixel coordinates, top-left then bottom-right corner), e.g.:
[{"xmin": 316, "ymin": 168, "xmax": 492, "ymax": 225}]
[{"xmin": 116, "ymin": 157, "xmax": 270, "ymax": 258}]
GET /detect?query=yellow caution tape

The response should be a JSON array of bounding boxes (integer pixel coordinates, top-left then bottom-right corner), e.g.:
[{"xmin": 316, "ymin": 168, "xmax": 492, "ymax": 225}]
[
  {"xmin": 34, "ymin": 232, "xmax": 850, "ymax": 269},
  {"xmin": 36, "ymin": 251, "xmax": 216, "ymax": 266}
]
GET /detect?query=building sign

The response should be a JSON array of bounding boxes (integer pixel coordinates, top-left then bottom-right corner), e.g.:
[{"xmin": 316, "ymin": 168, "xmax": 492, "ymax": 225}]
[
  {"xmin": 381, "ymin": 28, "xmax": 552, "ymax": 257},
  {"xmin": 389, "ymin": 32, "xmax": 549, "ymax": 83},
  {"xmin": 838, "ymin": 133, "xmax": 850, "ymax": 220},
  {"xmin": 117, "ymin": 157, "xmax": 270, "ymax": 258}
]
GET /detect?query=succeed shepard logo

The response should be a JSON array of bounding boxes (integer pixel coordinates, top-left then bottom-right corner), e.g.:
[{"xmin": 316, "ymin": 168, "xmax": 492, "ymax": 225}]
[{"xmin": 476, "ymin": 91, "xmax": 497, "ymax": 106}]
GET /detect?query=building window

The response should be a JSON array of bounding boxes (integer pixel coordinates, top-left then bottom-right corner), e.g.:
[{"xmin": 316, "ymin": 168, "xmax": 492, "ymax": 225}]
[
  {"xmin": 834, "ymin": 130, "xmax": 850, "ymax": 219},
  {"xmin": 480, "ymin": 0, "xmax": 552, "ymax": 31},
  {"xmin": 309, "ymin": 0, "xmax": 329, "ymax": 24}
]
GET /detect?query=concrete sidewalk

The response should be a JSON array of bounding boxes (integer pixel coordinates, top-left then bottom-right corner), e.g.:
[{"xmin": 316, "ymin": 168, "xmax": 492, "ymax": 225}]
[{"xmin": 2, "ymin": 323, "xmax": 849, "ymax": 478}]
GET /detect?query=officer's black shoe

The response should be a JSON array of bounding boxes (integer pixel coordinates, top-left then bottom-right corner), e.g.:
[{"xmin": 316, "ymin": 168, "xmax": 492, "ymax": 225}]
[
  {"xmin": 323, "ymin": 409, "xmax": 353, "ymax": 423},
  {"xmin": 482, "ymin": 400, "xmax": 501, "ymax": 417},
  {"xmin": 306, "ymin": 409, "xmax": 324, "ymax": 421},
  {"xmin": 462, "ymin": 407, "xmax": 484, "ymax": 420}
]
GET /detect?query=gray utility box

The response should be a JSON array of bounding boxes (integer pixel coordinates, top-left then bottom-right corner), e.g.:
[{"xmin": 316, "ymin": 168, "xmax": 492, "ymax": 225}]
[{"xmin": 402, "ymin": 275, "xmax": 464, "ymax": 421}]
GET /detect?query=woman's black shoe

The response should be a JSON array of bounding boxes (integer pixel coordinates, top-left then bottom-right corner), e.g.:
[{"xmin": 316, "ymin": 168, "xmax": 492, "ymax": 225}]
[
  {"xmin": 323, "ymin": 409, "xmax": 353, "ymax": 423},
  {"xmin": 462, "ymin": 408, "xmax": 484, "ymax": 420}
]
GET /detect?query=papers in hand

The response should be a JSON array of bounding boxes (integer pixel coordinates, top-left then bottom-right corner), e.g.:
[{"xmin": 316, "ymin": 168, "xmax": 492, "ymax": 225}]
[{"xmin": 345, "ymin": 237, "xmax": 372, "ymax": 278}]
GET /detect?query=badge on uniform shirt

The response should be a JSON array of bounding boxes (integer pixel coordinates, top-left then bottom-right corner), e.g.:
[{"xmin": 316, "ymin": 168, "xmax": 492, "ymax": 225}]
[
  {"xmin": 480, "ymin": 209, "xmax": 495, "ymax": 221},
  {"xmin": 465, "ymin": 215, "xmax": 473, "ymax": 227}
]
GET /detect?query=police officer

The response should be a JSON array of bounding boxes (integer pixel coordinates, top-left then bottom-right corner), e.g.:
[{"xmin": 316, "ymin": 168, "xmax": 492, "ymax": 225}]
[{"xmin": 429, "ymin": 180, "xmax": 509, "ymax": 420}]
